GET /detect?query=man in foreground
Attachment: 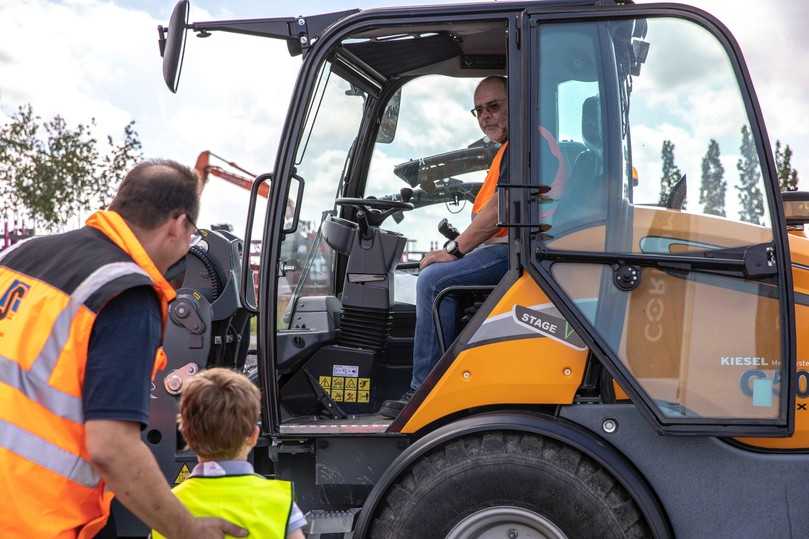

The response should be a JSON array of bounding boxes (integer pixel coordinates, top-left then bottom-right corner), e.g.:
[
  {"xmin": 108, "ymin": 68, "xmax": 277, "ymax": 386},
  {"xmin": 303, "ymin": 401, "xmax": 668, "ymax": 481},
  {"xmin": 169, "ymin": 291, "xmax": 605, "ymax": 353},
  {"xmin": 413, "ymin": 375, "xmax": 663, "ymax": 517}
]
[{"xmin": 0, "ymin": 160, "xmax": 246, "ymax": 538}]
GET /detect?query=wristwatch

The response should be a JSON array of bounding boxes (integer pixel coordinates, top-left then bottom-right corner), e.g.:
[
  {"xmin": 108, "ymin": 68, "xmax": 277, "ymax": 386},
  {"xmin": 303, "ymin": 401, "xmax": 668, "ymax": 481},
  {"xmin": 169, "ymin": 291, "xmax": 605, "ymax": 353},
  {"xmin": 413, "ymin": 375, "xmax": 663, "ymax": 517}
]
[{"xmin": 444, "ymin": 240, "xmax": 464, "ymax": 259}]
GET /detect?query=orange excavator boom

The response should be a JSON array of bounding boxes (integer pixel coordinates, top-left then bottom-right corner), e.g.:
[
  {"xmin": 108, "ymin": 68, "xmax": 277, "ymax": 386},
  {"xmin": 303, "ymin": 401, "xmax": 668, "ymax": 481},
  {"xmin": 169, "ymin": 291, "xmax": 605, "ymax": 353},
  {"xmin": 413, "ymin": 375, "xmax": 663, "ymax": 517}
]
[{"xmin": 194, "ymin": 150, "xmax": 270, "ymax": 198}]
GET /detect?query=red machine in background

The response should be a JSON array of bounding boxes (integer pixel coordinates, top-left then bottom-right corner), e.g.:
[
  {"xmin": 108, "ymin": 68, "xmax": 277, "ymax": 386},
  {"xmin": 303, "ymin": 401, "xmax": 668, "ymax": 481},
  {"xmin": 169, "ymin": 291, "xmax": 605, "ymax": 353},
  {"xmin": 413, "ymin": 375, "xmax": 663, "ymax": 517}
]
[
  {"xmin": 193, "ymin": 150, "xmax": 266, "ymax": 295},
  {"xmin": 194, "ymin": 150, "xmax": 269, "ymax": 198}
]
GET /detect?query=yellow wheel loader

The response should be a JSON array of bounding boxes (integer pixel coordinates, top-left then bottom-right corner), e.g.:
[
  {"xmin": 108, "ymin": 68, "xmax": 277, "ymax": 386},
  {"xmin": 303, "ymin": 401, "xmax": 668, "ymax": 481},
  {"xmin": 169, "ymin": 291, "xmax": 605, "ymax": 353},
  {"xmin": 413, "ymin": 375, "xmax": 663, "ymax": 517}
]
[{"xmin": 116, "ymin": 1, "xmax": 809, "ymax": 537}]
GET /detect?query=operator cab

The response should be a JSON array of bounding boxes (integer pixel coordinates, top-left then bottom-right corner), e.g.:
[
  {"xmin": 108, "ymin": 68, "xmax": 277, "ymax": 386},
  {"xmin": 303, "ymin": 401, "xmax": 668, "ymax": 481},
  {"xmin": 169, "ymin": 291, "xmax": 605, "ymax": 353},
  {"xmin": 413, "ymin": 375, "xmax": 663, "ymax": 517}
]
[{"xmin": 271, "ymin": 20, "xmax": 511, "ymax": 429}]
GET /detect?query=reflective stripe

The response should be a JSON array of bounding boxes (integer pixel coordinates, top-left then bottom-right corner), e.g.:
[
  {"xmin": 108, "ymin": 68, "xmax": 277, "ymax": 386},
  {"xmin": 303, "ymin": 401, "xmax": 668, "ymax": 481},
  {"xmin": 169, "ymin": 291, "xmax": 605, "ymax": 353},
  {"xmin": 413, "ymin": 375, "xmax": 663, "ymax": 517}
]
[
  {"xmin": 0, "ymin": 418, "xmax": 100, "ymax": 488},
  {"xmin": 0, "ymin": 262, "xmax": 149, "ymax": 424},
  {"xmin": 30, "ymin": 262, "xmax": 149, "ymax": 377},
  {"xmin": 0, "ymin": 353, "xmax": 84, "ymax": 423}
]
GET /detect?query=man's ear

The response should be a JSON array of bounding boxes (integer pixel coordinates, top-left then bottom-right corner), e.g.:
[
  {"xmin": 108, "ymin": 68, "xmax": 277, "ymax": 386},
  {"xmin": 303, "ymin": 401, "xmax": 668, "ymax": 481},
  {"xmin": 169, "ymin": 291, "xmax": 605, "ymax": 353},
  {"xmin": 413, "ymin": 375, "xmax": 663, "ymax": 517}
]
[{"xmin": 166, "ymin": 213, "xmax": 187, "ymax": 240}]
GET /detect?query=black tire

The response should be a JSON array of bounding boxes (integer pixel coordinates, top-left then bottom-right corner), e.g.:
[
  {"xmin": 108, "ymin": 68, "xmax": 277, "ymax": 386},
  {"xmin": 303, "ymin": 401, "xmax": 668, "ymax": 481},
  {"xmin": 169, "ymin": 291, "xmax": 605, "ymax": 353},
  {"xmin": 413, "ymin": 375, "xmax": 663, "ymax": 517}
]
[{"xmin": 369, "ymin": 431, "xmax": 651, "ymax": 539}]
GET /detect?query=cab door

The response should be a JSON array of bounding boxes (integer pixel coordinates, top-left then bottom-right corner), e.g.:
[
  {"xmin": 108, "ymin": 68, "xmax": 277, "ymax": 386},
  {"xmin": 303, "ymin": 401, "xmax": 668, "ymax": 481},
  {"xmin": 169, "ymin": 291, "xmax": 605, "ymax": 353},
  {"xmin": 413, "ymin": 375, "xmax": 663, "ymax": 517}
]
[{"xmin": 524, "ymin": 7, "xmax": 795, "ymax": 435}]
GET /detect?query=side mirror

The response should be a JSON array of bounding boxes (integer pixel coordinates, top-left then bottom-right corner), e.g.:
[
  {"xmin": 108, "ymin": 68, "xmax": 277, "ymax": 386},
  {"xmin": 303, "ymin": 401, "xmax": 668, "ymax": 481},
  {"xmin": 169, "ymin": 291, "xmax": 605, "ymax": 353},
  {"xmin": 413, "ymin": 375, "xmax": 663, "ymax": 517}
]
[
  {"xmin": 159, "ymin": 0, "xmax": 190, "ymax": 93},
  {"xmin": 782, "ymin": 191, "xmax": 809, "ymax": 228},
  {"xmin": 376, "ymin": 89, "xmax": 402, "ymax": 144}
]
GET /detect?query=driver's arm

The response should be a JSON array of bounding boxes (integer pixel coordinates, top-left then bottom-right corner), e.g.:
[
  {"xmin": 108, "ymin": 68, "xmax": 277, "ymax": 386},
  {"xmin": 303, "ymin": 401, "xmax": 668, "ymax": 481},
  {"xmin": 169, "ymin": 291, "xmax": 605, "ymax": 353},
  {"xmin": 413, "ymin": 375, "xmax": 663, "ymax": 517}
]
[{"xmin": 456, "ymin": 194, "xmax": 500, "ymax": 254}]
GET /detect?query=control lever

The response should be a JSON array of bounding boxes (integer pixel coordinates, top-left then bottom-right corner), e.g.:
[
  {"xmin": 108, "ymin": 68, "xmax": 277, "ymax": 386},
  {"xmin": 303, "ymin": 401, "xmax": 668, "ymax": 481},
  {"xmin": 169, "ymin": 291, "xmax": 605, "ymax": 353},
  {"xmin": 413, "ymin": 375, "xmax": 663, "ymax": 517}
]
[
  {"xmin": 438, "ymin": 218, "xmax": 460, "ymax": 241},
  {"xmin": 393, "ymin": 188, "xmax": 413, "ymax": 224},
  {"xmin": 304, "ymin": 369, "xmax": 347, "ymax": 419}
]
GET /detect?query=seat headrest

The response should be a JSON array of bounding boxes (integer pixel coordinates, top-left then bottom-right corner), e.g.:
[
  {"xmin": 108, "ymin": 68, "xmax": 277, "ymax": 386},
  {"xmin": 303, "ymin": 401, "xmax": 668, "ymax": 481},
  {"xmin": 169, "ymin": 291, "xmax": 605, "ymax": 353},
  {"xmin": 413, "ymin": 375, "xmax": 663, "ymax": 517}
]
[{"xmin": 581, "ymin": 96, "xmax": 602, "ymax": 150}]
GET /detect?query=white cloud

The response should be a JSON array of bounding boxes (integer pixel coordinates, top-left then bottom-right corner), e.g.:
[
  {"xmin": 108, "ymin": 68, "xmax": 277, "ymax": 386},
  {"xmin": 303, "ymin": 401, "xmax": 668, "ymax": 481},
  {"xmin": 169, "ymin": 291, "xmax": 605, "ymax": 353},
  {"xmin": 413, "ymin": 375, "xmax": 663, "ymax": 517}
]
[
  {"xmin": 0, "ymin": 0, "xmax": 301, "ymax": 231},
  {"xmin": 643, "ymin": 0, "xmax": 809, "ymax": 188}
]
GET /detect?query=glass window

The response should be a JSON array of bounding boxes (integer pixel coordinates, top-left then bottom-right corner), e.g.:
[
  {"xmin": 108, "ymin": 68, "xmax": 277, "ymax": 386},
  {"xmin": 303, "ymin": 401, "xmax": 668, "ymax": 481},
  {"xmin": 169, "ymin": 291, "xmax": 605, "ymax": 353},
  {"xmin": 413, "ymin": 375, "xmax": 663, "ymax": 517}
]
[
  {"xmin": 365, "ymin": 75, "xmax": 499, "ymax": 303},
  {"xmin": 535, "ymin": 17, "xmax": 786, "ymax": 424},
  {"xmin": 551, "ymin": 263, "xmax": 781, "ymax": 419},
  {"xmin": 540, "ymin": 18, "xmax": 775, "ymax": 254},
  {"xmin": 277, "ymin": 61, "xmax": 367, "ymax": 327}
]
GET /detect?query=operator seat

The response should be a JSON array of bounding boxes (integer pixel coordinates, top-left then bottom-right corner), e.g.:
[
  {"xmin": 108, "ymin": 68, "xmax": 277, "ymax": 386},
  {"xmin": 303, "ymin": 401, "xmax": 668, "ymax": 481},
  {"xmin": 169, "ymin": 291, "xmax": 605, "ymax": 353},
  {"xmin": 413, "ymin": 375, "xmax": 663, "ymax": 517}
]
[{"xmin": 555, "ymin": 95, "xmax": 607, "ymax": 227}]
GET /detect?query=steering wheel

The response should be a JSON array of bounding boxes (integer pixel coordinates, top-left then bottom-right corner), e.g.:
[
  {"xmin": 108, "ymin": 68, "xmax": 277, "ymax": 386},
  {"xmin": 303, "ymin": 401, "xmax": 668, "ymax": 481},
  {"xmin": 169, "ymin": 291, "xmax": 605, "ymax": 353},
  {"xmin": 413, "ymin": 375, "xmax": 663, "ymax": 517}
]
[{"xmin": 335, "ymin": 197, "xmax": 414, "ymax": 228}]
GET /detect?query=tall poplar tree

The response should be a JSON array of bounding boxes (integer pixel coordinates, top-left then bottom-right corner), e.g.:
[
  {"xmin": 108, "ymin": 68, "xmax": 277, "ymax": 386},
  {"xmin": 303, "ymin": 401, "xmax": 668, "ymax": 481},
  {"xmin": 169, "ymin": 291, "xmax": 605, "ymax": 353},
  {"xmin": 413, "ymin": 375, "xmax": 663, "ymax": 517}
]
[
  {"xmin": 775, "ymin": 140, "xmax": 800, "ymax": 192},
  {"xmin": 736, "ymin": 125, "xmax": 765, "ymax": 225},
  {"xmin": 659, "ymin": 140, "xmax": 684, "ymax": 206},
  {"xmin": 700, "ymin": 139, "xmax": 726, "ymax": 217}
]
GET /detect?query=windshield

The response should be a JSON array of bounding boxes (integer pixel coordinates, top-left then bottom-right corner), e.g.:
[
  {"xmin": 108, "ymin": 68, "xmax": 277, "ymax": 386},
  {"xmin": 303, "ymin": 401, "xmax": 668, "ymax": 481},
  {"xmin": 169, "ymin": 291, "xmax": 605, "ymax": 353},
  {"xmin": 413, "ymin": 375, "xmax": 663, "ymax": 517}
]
[
  {"xmin": 278, "ymin": 61, "xmax": 368, "ymax": 327},
  {"xmin": 365, "ymin": 75, "xmax": 493, "ymax": 261}
]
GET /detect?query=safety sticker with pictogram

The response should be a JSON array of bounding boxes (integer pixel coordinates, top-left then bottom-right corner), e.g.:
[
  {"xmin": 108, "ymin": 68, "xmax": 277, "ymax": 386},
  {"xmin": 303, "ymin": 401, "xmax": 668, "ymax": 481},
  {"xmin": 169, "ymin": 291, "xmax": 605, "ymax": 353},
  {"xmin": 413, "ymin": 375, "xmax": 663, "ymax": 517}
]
[
  {"xmin": 319, "ymin": 374, "xmax": 372, "ymax": 403},
  {"xmin": 174, "ymin": 463, "xmax": 191, "ymax": 484}
]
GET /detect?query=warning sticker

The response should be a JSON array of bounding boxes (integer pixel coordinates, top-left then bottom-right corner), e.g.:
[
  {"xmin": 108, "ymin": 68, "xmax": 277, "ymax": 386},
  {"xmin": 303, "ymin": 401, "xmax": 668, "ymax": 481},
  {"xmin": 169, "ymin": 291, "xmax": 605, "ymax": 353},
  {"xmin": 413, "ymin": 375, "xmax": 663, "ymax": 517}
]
[
  {"xmin": 174, "ymin": 464, "xmax": 191, "ymax": 485},
  {"xmin": 319, "ymin": 375, "xmax": 372, "ymax": 403},
  {"xmin": 333, "ymin": 364, "xmax": 359, "ymax": 377}
]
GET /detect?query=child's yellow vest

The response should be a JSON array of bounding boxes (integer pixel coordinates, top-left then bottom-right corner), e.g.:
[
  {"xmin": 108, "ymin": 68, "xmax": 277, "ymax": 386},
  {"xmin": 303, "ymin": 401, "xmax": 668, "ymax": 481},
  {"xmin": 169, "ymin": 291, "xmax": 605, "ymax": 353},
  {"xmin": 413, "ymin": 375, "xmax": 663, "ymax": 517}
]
[{"xmin": 152, "ymin": 475, "xmax": 292, "ymax": 539}]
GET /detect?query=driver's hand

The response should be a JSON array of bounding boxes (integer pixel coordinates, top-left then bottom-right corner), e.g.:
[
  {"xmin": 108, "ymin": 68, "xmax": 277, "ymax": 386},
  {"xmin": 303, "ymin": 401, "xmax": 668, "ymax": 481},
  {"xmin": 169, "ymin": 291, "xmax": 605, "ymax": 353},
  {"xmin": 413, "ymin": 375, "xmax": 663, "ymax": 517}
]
[{"xmin": 420, "ymin": 249, "xmax": 456, "ymax": 270}]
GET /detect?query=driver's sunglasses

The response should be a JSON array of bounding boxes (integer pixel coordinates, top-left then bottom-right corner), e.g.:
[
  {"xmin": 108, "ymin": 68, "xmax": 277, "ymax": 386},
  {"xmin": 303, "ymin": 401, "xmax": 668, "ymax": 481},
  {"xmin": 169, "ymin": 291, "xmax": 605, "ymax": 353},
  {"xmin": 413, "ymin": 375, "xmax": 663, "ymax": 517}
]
[
  {"xmin": 185, "ymin": 214, "xmax": 203, "ymax": 248},
  {"xmin": 470, "ymin": 99, "xmax": 506, "ymax": 118}
]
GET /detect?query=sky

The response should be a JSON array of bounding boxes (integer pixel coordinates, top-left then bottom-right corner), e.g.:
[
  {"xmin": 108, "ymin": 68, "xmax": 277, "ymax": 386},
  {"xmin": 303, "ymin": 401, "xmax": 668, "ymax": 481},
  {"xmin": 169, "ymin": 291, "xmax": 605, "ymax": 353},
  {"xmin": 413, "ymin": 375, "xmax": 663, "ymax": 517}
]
[{"xmin": 1, "ymin": 0, "xmax": 808, "ymax": 239}]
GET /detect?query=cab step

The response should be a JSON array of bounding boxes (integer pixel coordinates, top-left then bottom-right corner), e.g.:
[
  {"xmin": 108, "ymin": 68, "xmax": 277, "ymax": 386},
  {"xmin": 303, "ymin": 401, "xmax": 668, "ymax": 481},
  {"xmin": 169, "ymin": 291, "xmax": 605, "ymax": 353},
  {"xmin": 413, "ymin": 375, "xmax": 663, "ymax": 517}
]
[{"xmin": 304, "ymin": 508, "xmax": 361, "ymax": 538}]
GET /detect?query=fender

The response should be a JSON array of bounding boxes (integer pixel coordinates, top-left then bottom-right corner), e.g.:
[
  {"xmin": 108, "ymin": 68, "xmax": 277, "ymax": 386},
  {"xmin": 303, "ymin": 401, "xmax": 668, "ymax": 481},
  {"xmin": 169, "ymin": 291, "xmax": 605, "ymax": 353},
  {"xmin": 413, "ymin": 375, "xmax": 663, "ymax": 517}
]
[{"xmin": 354, "ymin": 411, "xmax": 672, "ymax": 538}]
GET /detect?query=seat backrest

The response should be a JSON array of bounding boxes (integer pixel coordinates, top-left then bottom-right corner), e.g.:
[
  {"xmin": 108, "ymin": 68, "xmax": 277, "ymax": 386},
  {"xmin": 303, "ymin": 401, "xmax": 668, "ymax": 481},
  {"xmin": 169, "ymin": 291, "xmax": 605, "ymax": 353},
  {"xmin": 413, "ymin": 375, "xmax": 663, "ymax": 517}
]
[{"xmin": 554, "ymin": 96, "xmax": 607, "ymax": 228}]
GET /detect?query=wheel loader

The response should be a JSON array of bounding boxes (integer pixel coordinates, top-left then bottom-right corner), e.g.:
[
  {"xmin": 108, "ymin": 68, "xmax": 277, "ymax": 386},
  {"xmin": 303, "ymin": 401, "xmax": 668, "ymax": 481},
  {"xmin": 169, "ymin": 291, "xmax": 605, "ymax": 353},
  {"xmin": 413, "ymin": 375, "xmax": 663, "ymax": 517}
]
[{"xmin": 115, "ymin": 1, "xmax": 809, "ymax": 537}]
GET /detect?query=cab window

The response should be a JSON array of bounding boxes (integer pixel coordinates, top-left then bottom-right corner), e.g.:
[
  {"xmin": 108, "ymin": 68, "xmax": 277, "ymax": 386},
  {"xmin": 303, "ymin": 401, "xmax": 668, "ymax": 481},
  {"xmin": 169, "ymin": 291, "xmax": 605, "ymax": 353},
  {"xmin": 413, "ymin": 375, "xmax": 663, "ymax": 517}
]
[{"xmin": 365, "ymin": 75, "xmax": 499, "ymax": 302}]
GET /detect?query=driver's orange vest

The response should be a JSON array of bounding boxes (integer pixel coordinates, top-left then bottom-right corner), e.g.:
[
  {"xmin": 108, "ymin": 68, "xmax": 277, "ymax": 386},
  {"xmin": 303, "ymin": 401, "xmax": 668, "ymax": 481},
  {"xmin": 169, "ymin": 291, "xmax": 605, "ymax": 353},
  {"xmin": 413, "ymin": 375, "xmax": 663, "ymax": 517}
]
[{"xmin": 0, "ymin": 210, "xmax": 175, "ymax": 538}]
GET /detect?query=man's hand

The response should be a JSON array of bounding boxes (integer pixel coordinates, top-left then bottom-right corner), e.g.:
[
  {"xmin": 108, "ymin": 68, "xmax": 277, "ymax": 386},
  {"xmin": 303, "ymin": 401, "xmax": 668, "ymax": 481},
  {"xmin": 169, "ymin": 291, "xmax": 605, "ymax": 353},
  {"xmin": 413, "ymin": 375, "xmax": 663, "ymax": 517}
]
[
  {"xmin": 188, "ymin": 517, "xmax": 249, "ymax": 539},
  {"xmin": 420, "ymin": 249, "xmax": 456, "ymax": 269}
]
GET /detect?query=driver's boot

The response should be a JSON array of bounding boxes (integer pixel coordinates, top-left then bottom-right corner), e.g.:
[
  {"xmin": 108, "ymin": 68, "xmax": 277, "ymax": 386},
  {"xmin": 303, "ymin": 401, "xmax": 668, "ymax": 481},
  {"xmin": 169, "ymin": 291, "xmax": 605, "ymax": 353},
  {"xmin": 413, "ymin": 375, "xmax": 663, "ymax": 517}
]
[{"xmin": 379, "ymin": 390, "xmax": 415, "ymax": 418}]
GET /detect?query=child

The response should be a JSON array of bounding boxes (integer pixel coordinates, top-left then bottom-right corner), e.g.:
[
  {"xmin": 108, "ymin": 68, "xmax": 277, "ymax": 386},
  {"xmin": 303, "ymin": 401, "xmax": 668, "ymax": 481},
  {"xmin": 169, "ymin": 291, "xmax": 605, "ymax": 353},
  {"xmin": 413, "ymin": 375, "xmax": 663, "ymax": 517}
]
[{"xmin": 153, "ymin": 368, "xmax": 306, "ymax": 538}]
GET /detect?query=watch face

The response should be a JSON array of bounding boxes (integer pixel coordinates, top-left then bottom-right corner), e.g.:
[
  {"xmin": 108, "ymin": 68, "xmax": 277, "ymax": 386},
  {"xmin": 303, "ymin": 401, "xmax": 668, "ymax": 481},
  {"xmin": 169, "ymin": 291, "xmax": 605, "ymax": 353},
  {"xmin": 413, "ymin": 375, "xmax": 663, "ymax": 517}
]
[{"xmin": 445, "ymin": 240, "xmax": 457, "ymax": 252}]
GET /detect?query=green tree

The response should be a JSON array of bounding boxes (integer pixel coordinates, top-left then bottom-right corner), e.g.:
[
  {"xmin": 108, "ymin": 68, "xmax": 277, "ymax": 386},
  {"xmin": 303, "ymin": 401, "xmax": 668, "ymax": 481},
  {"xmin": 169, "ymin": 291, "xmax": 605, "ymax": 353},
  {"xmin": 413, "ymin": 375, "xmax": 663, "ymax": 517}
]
[
  {"xmin": 775, "ymin": 140, "xmax": 800, "ymax": 192},
  {"xmin": 659, "ymin": 139, "xmax": 684, "ymax": 206},
  {"xmin": 0, "ymin": 104, "xmax": 142, "ymax": 229},
  {"xmin": 736, "ymin": 125, "xmax": 765, "ymax": 225},
  {"xmin": 700, "ymin": 139, "xmax": 726, "ymax": 217}
]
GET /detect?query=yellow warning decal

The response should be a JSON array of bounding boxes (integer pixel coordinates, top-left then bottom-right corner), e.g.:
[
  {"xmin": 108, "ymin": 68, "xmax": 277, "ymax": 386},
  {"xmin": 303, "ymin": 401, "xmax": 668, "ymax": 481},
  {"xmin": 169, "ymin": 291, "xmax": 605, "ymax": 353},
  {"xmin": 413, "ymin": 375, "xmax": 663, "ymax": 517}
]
[
  {"xmin": 175, "ymin": 463, "xmax": 191, "ymax": 485},
  {"xmin": 319, "ymin": 375, "xmax": 371, "ymax": 403}
]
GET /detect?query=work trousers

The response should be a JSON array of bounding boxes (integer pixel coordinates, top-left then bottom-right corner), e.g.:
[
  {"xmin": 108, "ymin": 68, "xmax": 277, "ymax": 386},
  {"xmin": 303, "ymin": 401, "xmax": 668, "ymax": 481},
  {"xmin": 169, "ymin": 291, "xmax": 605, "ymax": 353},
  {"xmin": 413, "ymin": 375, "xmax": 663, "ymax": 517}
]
[{"xmin": 410, "ymin": 243, "xmax": 509, "ymax": 390}]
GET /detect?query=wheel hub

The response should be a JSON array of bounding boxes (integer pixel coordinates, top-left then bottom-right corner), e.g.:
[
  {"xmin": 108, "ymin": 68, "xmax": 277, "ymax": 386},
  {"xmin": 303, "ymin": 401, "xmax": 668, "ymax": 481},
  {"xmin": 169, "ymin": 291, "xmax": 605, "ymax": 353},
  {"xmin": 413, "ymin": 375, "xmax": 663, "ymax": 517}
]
[{"xmin": 445, "ymin": 506, "xmax": 568, "ymax": 539}]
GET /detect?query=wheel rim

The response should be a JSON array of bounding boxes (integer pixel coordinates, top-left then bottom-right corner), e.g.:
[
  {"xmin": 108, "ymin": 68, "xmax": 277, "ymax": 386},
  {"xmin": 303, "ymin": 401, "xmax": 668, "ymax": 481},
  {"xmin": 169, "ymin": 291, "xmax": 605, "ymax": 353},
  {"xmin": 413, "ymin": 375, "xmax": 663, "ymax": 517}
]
[{"xmin": 445, "ymin": 506, "xmax": 568, "ymax": 539}]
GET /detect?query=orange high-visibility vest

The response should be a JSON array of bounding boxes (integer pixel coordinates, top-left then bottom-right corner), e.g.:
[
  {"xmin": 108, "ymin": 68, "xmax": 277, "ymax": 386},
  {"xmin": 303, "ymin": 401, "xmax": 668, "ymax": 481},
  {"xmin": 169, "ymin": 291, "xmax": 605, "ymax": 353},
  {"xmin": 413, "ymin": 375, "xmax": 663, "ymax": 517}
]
[
  {"xmin": 472, "ymin": 131, "xmax": 567, "ymax": 237},
  {"xmin": 0, "ymin": 210, "xmax": 175, "ymax": 538},
  {"xmin": 472, "ymin": 142, "xmax": 509, "ymax": 238}
]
